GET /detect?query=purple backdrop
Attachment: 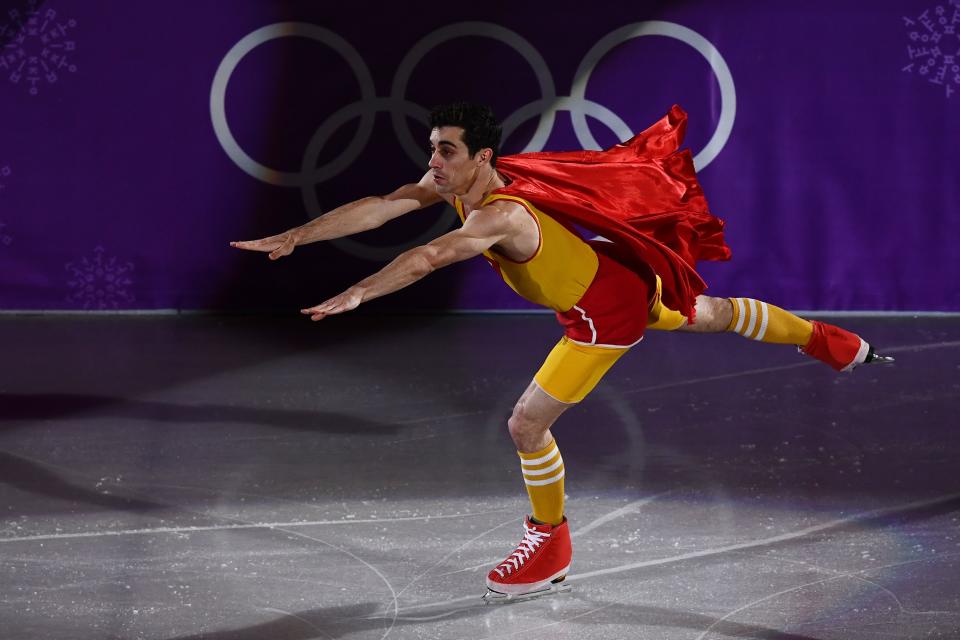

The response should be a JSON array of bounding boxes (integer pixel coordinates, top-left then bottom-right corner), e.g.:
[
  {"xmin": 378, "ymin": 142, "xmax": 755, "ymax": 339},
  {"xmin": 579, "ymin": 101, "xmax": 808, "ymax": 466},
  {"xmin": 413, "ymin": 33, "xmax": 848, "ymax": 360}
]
[{"xmin": 1, "ymin": 1, "xmax": 958, "ymax": 311}]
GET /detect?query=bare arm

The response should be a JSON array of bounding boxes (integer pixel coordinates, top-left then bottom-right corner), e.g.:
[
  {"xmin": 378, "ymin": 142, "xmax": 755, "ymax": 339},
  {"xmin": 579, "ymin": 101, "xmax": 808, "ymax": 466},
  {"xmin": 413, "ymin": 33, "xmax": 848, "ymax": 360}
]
[
  {"xmin": 230, "ymin": 171, "xmax": 442, "ymax": 260},
  {"xmin": 301, "ymin": 204, "xmax": 514, "ymax": 320}
]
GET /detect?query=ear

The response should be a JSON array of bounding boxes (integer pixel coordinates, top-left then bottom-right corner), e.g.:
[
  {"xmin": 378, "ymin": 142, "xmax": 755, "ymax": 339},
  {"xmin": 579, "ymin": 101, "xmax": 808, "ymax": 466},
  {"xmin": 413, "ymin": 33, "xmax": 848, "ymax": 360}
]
[{"xmin": 476, "ymin": 148, "xmax": 492, "ymax": 166}]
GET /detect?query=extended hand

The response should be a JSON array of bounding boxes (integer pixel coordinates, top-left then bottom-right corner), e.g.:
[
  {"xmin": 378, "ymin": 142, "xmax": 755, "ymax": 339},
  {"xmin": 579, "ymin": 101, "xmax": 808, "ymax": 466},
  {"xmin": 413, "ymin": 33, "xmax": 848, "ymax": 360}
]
[
  {"xmin": 301, "ymin": 288, "xmax": 364, "ymax": 321},
  {"xmin": 230, "ymin": 231, "xmax": 297, "ymax": 260}
]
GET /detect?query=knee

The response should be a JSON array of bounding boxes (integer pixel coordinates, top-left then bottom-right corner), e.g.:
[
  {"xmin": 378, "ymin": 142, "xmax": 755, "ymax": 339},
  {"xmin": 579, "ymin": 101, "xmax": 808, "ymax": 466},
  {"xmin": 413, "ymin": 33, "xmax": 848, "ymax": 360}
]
[
  {"xmin": 507, "ymin": 403, "xmax": 532, "ymax": 441},
  {"xmin": 507, "ymin": 402, "xmax": 548, "ymax": 449},
  {"xmin": 684, "ymin": 296, "xmax": 733, "ymax": 333},
  {"xmin": 711, "ymin": 297, "xmax": 735, "ymax": 329}
]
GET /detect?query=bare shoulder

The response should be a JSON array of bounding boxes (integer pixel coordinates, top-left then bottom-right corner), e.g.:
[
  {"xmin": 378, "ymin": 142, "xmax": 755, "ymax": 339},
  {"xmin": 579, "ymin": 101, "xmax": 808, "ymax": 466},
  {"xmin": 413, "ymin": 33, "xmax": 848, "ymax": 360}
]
[
  {"xmin": 461, "ymin": 199, "xmax": 526, "ymax": 235},
  {"xmin": 478, "ymin": 198, "xmax": 527, "ymax": 221},
  {"xmin": 488, "ymin": 198, "xmax": 538, "ymax": 231},
  {"xmin": 473, "ymin": 198, "xmax": 524, "ymax": 220}
]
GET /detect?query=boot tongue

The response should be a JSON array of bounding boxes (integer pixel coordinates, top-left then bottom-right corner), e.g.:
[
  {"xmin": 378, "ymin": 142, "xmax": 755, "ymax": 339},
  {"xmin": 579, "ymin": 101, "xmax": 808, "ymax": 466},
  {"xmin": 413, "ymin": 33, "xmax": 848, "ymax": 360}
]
[{"xmin": 525, "ymin": 517, "xmax": 554, "ymax": 532}]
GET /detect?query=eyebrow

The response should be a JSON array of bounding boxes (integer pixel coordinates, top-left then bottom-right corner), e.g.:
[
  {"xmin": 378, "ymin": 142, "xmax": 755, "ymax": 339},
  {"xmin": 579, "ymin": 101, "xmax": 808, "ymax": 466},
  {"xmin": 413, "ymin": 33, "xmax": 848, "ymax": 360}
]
[{"xmin": 431, "ymin": 140, "xmax": 459, "ymax": 149}]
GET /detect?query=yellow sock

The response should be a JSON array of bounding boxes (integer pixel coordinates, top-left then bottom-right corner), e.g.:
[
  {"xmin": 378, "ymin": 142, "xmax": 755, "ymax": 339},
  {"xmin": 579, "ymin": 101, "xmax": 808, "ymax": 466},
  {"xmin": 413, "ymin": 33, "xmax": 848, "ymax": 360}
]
[
  {"xmin": 519, "ymin": 439, "xmax": 565, "ymax": 525},
  {"xmin": 727, "ymin": 298, "xmax": 813, "ymax": 346}
]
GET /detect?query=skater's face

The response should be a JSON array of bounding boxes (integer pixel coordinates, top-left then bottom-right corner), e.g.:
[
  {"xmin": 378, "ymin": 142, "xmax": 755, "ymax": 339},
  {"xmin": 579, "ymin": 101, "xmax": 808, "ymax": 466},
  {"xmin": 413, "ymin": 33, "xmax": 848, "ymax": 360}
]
[{"xmin": 428, "ymin": 126, "xmax": 490, "ymax": 195}]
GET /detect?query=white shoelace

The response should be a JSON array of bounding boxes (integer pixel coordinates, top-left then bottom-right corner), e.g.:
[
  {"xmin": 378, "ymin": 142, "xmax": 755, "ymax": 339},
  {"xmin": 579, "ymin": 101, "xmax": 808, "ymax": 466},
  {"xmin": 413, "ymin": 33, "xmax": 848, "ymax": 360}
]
[{"xmin": 494, "ymin": 523, "xmax": 550, "ymax": 577}]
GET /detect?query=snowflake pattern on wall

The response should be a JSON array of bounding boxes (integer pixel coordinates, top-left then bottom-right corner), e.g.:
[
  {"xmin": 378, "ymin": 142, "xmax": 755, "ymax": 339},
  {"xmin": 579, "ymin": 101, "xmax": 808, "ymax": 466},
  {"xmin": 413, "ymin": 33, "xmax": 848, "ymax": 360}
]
[
  {"xmin": 903, "ymin": 1, "xmax": 960, "ymax": 98},
  {"xmin": 0, "ymin": 1, "xmax": 78, "ymax": 97},
  {"xmin": 0, "ymin": 164, "xmax": 9, "ymax": 193},
  {"xmin": 65, "ymin": 246, "xmax": 136, "ymax": 309}
]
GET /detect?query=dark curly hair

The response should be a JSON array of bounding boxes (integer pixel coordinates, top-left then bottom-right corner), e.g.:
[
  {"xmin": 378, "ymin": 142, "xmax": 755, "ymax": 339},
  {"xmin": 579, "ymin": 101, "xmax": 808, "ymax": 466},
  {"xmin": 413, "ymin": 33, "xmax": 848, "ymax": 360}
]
[{"xmin": 429, "ymin": 102, "xmax": 502, "ymax": 166}]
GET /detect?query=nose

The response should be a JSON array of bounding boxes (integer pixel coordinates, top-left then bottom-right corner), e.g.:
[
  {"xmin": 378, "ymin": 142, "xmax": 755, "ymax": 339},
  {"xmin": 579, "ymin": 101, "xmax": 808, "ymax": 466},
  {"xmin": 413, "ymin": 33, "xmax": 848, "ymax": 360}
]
[{"xmin": 428, "ymin": 150, "xmax": 442, "ymax": 169}]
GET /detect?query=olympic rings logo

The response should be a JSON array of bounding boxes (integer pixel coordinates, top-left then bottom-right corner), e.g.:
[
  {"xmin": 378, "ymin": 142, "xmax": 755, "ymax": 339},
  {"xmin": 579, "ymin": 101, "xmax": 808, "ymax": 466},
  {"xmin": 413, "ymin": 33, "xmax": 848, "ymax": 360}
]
[{"xmin": 211, "ymin": 21, "xmax": 736, "ymax": 260}]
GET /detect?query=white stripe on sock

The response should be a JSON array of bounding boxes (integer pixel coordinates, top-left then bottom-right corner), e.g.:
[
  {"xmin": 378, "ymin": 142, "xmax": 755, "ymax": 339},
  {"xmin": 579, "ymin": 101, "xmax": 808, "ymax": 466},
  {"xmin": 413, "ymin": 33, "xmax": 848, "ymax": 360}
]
[
  {"xmin": 523, "ymin": 469, "xmax": 565, "ymax": 487},
  {"xmin": 734, "ymin": 298, "xmax": 746, "ymax": 334},
  {"xmin": 754, "ymin": 302, "xmax": 769, "ymax": 341},
  {"xmin": 520, "ymin": 445, "xmax": 559, "ymax": 467},
  {"xmin": 744, "ymin": 299, "xmax": 758, "ymax": 338},
  {"xmin": 522, "ymin": 456, "xmax": 564, "ymax": 477}
]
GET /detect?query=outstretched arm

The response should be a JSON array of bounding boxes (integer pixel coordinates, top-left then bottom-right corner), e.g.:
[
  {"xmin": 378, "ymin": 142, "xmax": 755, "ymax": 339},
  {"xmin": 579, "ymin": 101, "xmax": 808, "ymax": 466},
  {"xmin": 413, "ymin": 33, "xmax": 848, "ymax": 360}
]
[
  {"xmin": 230, "ymin": 171, "xmax": 442, "ymax": 260},
  {"xmin": 301, "ymin": 205, "xmax": 512, "ymax": 320}
]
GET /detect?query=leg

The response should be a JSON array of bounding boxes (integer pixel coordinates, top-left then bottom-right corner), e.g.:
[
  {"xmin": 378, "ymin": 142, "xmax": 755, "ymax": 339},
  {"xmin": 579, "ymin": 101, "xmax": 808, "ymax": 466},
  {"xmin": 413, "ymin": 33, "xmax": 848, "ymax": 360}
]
[
  {"xmin": 646, "ymin": 279, "xmax": 892, "ymax": 370},
  {"xmin": 515, "ymin": 336, "xmax": 629, "ymax": 523},
  {"xmin": 645, "ymin": 276, "xmax": 734, "ymax": 333},
  {"xmin": 507, "ymin": 380, "xmax": 572, "ymax": 453},
  {"xmin": 678, "ymin": 295, "xmax": 814, "ymax": 343},
  {"xmin": 675, "ymin": 295, "xmax": 734, "ymax": 333},
  {"xmin": 508, "ymin": 380, "xmax": 571, "ymax": 527},
  {"xmin": 692, "ymin": 295, "xmax": 893, "ymax": 370},
  {"xmin": 486, "ymin": 338, "xmax": 629, "ymax": 596}
]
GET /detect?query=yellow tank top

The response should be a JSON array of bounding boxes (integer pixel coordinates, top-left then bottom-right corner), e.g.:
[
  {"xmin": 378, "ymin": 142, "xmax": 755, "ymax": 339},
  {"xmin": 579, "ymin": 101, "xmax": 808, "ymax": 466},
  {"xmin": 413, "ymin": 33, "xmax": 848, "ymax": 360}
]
[{"xmin": 454, "ymin": 193, "xmax": 599, "ymax": 312}]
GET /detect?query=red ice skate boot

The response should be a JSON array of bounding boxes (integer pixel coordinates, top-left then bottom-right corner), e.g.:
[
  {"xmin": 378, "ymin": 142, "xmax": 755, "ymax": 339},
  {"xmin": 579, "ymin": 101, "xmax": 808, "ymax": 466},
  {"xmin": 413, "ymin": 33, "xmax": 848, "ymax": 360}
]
[
  {"xmin": 485, "ymin": 516, "xmax": 571, "ymax": 599},
  {"xmin": 801, "ymin": 320, "xmax": 894, "ymax": 372}
]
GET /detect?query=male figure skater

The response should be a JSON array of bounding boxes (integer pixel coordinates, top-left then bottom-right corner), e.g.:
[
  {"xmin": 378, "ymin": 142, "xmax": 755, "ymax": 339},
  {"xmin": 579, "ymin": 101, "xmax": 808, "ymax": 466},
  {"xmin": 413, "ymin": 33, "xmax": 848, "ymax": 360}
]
[{"xmin": 231, "ymin": 103, "xmax": 891, "ymax": 600}]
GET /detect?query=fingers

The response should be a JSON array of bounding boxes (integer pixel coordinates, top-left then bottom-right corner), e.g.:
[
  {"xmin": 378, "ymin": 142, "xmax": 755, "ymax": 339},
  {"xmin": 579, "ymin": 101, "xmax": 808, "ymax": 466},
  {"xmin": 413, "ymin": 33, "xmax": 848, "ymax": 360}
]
[
  {"xmin": 230, "ymin": 238, "xmax": 279, "ymax": 252},
  {"xmin": 268, "ymin": 234, "xmax": 296, "ymax": 261},
  {"xmin": 301, "ymin": 297, "xmax": 333, "ymax": 321},
  {"xmin": 301, "ymin": 292, "xmax": 359, "ymax": 321},
  {"xmin": 300, "ymin": 302, "xmax": 343, "ymax": 321},
  {"xmin": 300, "ymin": 303, "xmax": 337, "ymax": 321},
  {"xmin": 230, "ymin": 233, "xmax": 293, "ymax": 255}
]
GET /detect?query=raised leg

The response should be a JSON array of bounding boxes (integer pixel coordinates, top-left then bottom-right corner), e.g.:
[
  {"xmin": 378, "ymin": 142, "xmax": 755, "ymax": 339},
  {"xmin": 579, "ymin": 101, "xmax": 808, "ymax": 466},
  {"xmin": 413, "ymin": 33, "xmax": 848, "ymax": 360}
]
[{"xmin": 646, "ymin": 285, "xmax": 893, "ymax": 370}]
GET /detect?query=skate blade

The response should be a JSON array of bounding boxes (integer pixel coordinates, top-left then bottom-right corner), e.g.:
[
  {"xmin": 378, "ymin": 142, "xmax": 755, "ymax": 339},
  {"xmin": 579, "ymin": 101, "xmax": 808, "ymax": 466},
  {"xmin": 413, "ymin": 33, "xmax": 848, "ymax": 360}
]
[
  {"xmin": 867, "ymin": 353, "xmax": 895, "ymax": 365},
  {"xmin": 482, "ymin": 581, "xmax": 571, "ymax": 604}
]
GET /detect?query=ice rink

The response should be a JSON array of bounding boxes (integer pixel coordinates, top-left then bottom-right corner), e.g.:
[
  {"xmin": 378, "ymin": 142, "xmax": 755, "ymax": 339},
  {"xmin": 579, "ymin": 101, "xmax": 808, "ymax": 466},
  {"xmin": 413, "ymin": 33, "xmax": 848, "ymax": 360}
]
[{"xmin": 1, "ymin": 314, "xmax": 958, "ymax": 639}]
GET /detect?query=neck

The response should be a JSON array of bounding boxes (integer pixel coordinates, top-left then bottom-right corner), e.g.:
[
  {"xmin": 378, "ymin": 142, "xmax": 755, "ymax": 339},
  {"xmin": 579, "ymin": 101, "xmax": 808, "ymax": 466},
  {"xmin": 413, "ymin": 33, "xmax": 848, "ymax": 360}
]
[{"xmin": 457, "ymin": 164, "xmax": 504, "ymax": 209}]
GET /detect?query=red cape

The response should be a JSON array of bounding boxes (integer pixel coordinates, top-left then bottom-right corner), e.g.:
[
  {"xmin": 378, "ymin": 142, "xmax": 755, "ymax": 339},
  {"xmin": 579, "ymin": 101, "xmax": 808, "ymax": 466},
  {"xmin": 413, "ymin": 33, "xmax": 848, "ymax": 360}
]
[{"xmin": 494, "ymin": 105, "xmax": 731, "ymax": 321}]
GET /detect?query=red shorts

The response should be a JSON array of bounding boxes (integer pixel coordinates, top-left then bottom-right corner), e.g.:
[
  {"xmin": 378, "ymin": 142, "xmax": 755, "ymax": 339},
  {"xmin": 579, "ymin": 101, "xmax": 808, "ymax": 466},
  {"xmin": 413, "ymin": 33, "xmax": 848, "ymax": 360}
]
[{"xmin": 555, "ymin": 248, "xmax": 651, "ymax": 348}]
